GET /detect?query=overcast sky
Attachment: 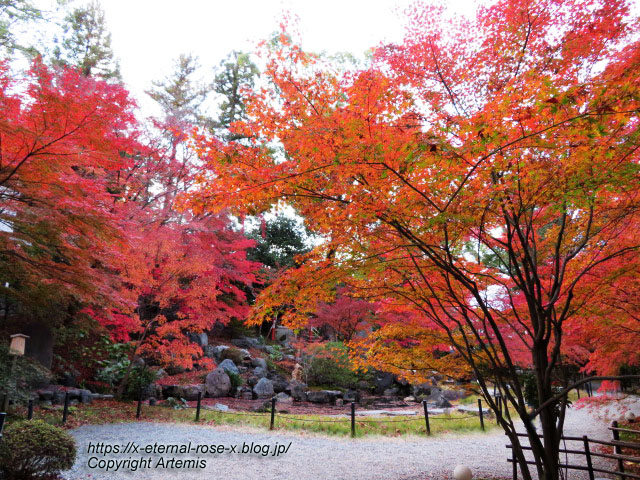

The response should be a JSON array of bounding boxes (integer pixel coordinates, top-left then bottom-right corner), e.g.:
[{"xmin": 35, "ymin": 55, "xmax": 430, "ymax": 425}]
[{"xmin": 33, "ymin": 0, "xmax": 477, "ymax": 116}]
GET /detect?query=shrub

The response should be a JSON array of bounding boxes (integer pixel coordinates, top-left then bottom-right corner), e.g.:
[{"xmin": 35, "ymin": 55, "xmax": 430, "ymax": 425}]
[
  {"xmin": 221, "ymin": 347, "xmax": 245, "ymax": 365},
  {"xmin": 304, "ymin": 342, "xmax": 360, "ymax": 389},
  {"xmin": 0, "ymin": 344, "xmax": 51, "ymax": 405},
  {"xmin": 124, "ymin": 366, "xmax": 157, "ymax": 401},
  {"xmin": 0, "ymin": 420, "xmax": 77, "ymax": 480},
  {"xmin": 227, "ymin": 371, "xmax": 243, "ymax": 393}
]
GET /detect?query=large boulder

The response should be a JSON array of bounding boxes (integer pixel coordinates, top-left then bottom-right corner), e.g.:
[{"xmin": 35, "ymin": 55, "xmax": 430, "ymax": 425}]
[
  {"xmin": 253, "ymin": 378, "xmax": 274, "ymax": 399},
  {"xmin": 373, "ymin": 372, "xmax": 395, "ymax": 394},
  {"xmin": 307, "ymin": 390, "xmax": 342, "ymax": 404},
  {"xmin": 205, "ymin": 369, "xmax": 231, "ymax": 397},
  {"xmin": 183, "ymin": 384, "xmax": 205, "ymax": 401},
  {"xmin": 288, "ymin": 381, "xmax": 307, "ymax": 402},
  {"xmin": 271, "ymin": 376, "xmax": 289, "ymax": 393},
  {"xmin": 218, "ymin": 359, "xmax": 239, "ymax": 376}
]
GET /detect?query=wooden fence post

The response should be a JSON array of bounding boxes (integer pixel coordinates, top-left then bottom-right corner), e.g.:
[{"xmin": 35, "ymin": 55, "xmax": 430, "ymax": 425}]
[
  {"xmin": 351, "ymin": 402, "xmax": 356, "ymax": 438},
  {"xmin": 270, "ymin": 397, "xmax": 276, "ymax": 430},
  {"xmin": 195, "ymin": 392, "xmax": 202, "ymax": 422},
  {"xmin": 583, "ymin": 436, "xmax": 595, "ymax": 480},
  {"xmin": 422, "ymin": 400, "xmax": 431, "ymax": 435},
  {"xmin": 136, "ymin": 387, "xmax": 142, "ymax": 419},
  {"xmin": 27, "ymin": 399, "xmax": 33, "ymax": 420},
  {"xmin": 0, "ymin": 412, "xmax": 6, "ymax": 441},
  {"xmin": 611, "ymin": 420, "xmax": 625, "ymax": 474},
  {"xmin": 62, "ymin": 392, "xmax": 69, "ymax": 425}
]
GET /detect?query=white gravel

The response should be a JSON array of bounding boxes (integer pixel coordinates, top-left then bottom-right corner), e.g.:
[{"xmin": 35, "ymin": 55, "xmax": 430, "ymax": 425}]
[{"xmin": 63, "ymin": 394, "xmax": 640, "ymax": 480}]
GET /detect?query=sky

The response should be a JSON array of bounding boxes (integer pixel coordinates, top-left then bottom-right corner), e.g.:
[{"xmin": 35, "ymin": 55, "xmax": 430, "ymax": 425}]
[{"xmin": 36, "ymin": 0, "xmax": 477, "ymax": 117}]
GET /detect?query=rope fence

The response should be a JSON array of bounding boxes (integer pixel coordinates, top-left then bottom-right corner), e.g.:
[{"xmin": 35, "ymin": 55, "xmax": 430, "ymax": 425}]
[{"xmin": 1, "ymin": 390, "xmax": 490, "ymax": 439}]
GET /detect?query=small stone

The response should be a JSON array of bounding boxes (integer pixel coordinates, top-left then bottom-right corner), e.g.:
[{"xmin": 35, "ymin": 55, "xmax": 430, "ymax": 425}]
[
  {"xmin": 625, "ymin": 411, "xmax": 636, "ymax": 422},
  {"xmin": 453, "ymin": 465, "xmax": 473, "ymax": 480},
  {"xmin": 251, "ymin": 357, "xmax": 267, "ymax": 370}
]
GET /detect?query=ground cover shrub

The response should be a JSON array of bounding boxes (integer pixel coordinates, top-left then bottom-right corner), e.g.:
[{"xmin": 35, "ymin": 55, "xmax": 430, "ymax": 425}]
[
  {"xmin": 304, "ymin": 342, "xmax": 360, "ymax": 389},
  {"xmin": 0, "ymin": 420, "xmax": 77, "ymax": 479},
  {"xmin": 0, "ymin": 344, "xmax": 51, "ymax": 405}
]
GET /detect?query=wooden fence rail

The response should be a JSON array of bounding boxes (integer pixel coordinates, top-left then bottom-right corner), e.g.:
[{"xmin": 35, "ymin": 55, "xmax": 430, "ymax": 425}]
[{"xmin": 506, "ymin": 424, "xmax": 640, "ymax": 480}]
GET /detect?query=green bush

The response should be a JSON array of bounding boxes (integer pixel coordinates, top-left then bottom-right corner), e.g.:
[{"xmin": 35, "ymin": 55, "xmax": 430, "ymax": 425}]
[
  {"xmin": 304, "ymin": 342, "xmax": 360, "ymax": 389},
  {"xmin": 227, "ymin": 371, "xmax": 243, "ymax": 393},
  {"xmin": 0, "ymin": 420, "xmax": 77, "ymax": 480},
  {"xmin": 221, "ymin": 348, "xmax": 245, "ymax": 365},
  {"xmin": 124, "ymin": 366, "xmax": 157, "ymax": 401},
  {"xmin": 95, "ymin": 343, "xmax": 134, "ymax": 388},
  {"xmin": 0, "ymin": 344, "xmax": 51, "ymax": 405}
]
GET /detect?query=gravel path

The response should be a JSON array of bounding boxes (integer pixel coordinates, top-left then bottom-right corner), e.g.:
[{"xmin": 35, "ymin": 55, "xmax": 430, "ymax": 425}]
[{"xmin": 63, "ymin": 395, "xmax": 639, "ymax": 480}]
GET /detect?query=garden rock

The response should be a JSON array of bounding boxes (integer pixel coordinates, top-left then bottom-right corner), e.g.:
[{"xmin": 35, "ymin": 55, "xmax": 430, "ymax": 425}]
[
  {"xmin": 238, "ymin": 386, "xmax": 254, "ymax": 400},
  {"xmin": 183, "ymin": 384, "xmax": 205, "ymax": 401},
  {"xmin": 202, "ymin": 345, "xmax": 216, "ymax": 359},
  {"xmin": 212, "ymin": 345, "xmax": 230, "ymax": 361},
  {"xmin": 37, "ymin": 389, "xmax": 54, "ymax": 401},
  {"xmin": 307, "ymin": 390, "xmax": 341, "ymax": 404},
  {"xmin": 232, "ymin": 337, "xmax": 263, "ymax": 350},
  {"xmin": 412, "ymin": 383, "xmax": 435, "ymax": 397},
  {"xmin": 218, "ymin": 359, "xmax": 239, "ymax": 376},
  {"xmin": 442, "ymin": 389, "xmax": 467, "ymax": 401},
  {"xmin": 79, "ymin": 389, "xmax": 93, "ymax": 404},
  {"xmin": 251, "ymin": 357, "xmax": 267, "ymax": 369},
  {"xmin": 288, "ymin": 381, "xmax": 307, "ymax": 402},
  {"xmin": 205, "ymin": 369, "xmax": 231, "ymax": 397},
  {"xmin": 253, "ymin": 378, "xmax": 274, "ymax": 399},
  {"xmin": 275, "ymin": 392, "xmax": 292, "ymax": 403},
  {"xmin": 161, "ymin": 385, "xmax": 183, "ymax": 399},
  {"xmin": 253, "ymin": 366, "xmax": 267, "ymax": 378},
  {"xmin": 52, "ymin": 390, "xmax": 66, "ymax": 405},
  {"xmin": 188, "ymin": 332, "xmax": 208, "ymax": 347},
  {"xmin": 271, "ymin": 376, "xmax": 289, "ymax": 393},
  {"xmin": 343, "ymin": 390, "xmax": 361, "ymax": 403},
  {"xmin": 373, "ymin": 372, "xmax": 395, "ymax": 394},
  {"xmin": 434, "ymin": 395, "xmax": 452, "ymax": 408}
]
